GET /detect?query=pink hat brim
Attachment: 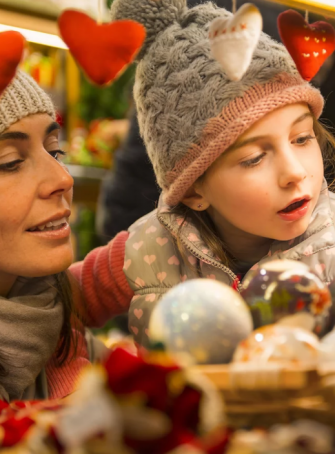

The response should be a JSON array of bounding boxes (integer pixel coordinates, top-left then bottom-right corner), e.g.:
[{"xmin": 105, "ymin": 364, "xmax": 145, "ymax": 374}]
[{"xmin": 164, "ymin": 75, "xmax": 324, "ymax": 206}]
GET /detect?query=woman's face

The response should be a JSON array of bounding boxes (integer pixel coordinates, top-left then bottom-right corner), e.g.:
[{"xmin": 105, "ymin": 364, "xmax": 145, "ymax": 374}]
[
  {"xmin": 192, "ymin": 103, "xmax": 324, "ymax": 243},
  {"xmin": 0, "ymin": 113, "xmax": 74, "ymax": 289}
]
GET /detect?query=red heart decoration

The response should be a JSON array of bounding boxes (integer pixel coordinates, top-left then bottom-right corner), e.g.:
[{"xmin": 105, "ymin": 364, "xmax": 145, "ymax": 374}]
[
  {"xmin": 0, "ymin": 31, "xmax": 25, "ymax": 97},
  {"xmin": 58, "ymin": 10, "xmax": 146, "ymax": 86},
  {"xmin": 278, "ymin": 10, "xmax": 335, "ymax": 81}
]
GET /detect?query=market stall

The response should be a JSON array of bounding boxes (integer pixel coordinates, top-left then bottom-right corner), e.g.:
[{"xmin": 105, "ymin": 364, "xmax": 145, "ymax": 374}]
[{"xmin": 1, "ymin": 0, "xmax": 335, "ymax": 452}]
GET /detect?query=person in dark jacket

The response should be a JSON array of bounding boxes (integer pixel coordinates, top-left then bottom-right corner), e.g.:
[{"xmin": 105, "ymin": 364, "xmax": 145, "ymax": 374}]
[{"xmin": 97, "ymin": 110, "xmax": 160, "ymax": 240}]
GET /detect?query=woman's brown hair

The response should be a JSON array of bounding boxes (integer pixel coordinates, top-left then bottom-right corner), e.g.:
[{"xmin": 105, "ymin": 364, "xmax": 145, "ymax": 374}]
[
  {"xmin": 169, "ymin": 118, "xmax": 335, "ymax": 272},
  {"xmin": 54, "ymin": 271, "xmax": 81, "ymax": 365}
]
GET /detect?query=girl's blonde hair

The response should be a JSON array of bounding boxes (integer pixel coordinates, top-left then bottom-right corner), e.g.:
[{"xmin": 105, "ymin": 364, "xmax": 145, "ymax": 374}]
[{"xmin": 169, "ymin": 118, "xmax": 335, "ymax": 272}]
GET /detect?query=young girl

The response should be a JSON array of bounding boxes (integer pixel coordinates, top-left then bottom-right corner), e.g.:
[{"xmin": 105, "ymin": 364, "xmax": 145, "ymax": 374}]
[
  {"xmin": 0, "ymin": 70, "xmax": 106, "ymax": 402},
  {"xmin": 70, "ymin": 0, "xmax": 335, "ymax": 347}
]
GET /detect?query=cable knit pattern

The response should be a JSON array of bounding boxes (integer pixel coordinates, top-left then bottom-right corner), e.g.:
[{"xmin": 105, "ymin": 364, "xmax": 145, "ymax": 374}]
[
  {"xmin": 0, "ymin": 70, "xmax": 55, "ymax": 133},
  {"xmin": 110, "ymin": 0, "xmax": 324, "ymax": 205},
  {"xmin": 69, "ymin": 231, "xmax": 133, "ymax": 328}
]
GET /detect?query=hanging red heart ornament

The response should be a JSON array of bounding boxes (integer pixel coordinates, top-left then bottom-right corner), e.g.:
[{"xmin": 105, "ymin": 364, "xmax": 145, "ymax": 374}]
[
  {"xmin": 0, "ymin": 31, "xmax": 25, "ymax": 97},
  {"xmin": 58, "ymin": 10, "xmax": 146, "ymax": 86},
  {"xmin": 278, "ymin": 10, "xmax": 335, "ymax": 81}
]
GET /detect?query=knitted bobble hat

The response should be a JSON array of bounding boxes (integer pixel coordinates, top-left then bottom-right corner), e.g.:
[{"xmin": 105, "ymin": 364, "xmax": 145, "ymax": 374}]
[
  {"xmin": 111, "ymin": 0, "xmax": 324, "ymax": 206},
  {"xmin": 0, "ymin": 70, "xmax": 55, "ymax": 134}
]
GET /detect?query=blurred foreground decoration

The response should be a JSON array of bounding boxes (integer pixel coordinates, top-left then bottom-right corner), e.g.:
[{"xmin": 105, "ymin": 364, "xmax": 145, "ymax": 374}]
[
  {"xmin": 0, "ymin": 348, "xmax": 228, "ymax": 454},
  {"xmin": 4, "ymin": 260, "xmax": 335, "ymax": 451}
]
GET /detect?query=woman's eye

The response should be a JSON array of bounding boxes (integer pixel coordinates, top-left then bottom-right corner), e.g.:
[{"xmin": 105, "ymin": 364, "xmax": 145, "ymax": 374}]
[
  {"xmin": 0, "ymin": 159, "xmax": 24, "ymax": 172},
  {"xmin": 240, "ymin": 152, "xmax": 266, "ymax": 168},
  {"xmin": 49, "ymin": 150, "xmax": 67, "ymax": 161},
  {"xmin": 295, "ymin": 135, "xmax": 315, "ymax": 146}
]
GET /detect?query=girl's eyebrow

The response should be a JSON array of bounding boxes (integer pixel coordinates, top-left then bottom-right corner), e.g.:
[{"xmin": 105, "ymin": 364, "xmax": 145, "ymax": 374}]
[
  {"xmin": 292, "ymin": 111, "xmax": 313, "ymax": 126},
  {"xmin": 231, "ymin": 111, "xmax": 313, "ymax": 151},
  {"xmin": 0, "ymin": 122, "xmax": 60, "ymax": 142},
  {"xmin": 232, "ymin": 134, "xmax": 266, "ymax": 150}
]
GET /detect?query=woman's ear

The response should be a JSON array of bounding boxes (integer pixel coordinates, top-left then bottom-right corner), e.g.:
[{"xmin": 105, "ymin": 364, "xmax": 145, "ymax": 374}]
[{"xmin": 181, "ymin": 183, "xmax": 210, "ymax": 211}]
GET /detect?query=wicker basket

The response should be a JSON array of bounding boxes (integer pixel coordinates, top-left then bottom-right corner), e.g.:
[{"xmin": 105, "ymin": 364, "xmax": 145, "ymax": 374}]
[{"xmin": 191, "ymin": 364, "xmax": 335, "ymax": 429}]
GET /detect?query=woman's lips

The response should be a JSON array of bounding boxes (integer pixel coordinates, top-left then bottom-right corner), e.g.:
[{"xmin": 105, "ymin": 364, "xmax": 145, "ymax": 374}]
[
  {"xmin": 277, "ymin": 199, "xmax": 310, "ymax": 221},
  {"xmin": 26, "ymin": 222, "xmax": 71, "ymax": 239}
]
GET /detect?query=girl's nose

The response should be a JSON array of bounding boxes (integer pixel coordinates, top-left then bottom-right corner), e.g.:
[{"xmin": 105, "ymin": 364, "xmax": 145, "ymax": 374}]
[{"xmin": 278, "ymin": 150, "xmax": 307, "ymax": 188}]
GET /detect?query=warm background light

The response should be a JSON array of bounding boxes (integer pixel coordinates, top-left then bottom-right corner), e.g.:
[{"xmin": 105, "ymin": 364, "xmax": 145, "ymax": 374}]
[
  {"xmin": 0, "ymin": 9, "xmax": 67, "ymax": 48},
  {"xmin": 268, "ymin": 0, "xmax": 335, "ymax": 19},
  {"xmin": 0, "ymin": 24, "xmax": 67, "ymax": 49}
]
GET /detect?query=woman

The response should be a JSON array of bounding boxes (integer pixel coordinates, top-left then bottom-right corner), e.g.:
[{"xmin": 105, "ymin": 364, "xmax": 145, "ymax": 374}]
[{"xmin": 0, "ymin": 70, "xmax": 93, "ymax": 402}]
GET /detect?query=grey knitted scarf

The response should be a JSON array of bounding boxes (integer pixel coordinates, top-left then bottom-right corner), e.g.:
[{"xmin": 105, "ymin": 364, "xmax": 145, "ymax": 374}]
[{"xmin": 0, "ymin": 276, "xmax": 63, "ymax": 401}]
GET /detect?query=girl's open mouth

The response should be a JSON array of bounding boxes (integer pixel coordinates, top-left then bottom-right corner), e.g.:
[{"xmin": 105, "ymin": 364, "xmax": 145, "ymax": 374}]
[{"xmin": 278, "ymin": 198, "xmax": 311, "ymax": 221}]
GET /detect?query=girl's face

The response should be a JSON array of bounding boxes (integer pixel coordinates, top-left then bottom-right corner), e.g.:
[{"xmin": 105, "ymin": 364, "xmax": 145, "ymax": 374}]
[
  {"xmin": 0, "ymin": 114, "xmax": 74, "ymax": 292},
  {"xmin": 192, "ymin": 103, "xmax": 324, "ymax": 243}
]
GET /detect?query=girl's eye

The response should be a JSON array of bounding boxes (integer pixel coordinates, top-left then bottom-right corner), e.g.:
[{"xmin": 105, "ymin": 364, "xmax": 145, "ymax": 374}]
[
  {"xmin": 295, "ymin": 135, "xmax": 316, "ymax": 146},
  {"xmin": 0, "ymin": 159, "xmax": 24, "ymax": 172},
  {"xmin": 49, "ymin": 150, "xmax": 67, "ymax": 161},
  {"xmin": 240, "ymin": 152, "xmax": 266, "ymax": 168}
]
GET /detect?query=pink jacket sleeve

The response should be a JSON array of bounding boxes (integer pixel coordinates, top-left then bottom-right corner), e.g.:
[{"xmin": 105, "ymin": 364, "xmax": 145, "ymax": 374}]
[{"xmin": 69, "ymin": 231, "xmax": 134, "ymax": 328}]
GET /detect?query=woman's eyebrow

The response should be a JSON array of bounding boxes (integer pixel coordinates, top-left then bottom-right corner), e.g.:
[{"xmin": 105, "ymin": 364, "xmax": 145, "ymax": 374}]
[
  {"xmin": 0, "ymin": 122, "xmax": 60, "ymax": 141},
  {"xmin": 45, "ymin": 122, "xmax": 60, "ymax": 136},
  {"xmin": 0, "ymin": 131, "xmax": 29, "ymax": 141}
]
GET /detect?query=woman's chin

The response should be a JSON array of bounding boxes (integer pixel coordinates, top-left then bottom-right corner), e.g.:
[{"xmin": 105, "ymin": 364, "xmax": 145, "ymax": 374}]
[{"xmin": 22, "ymin": 252, "xmax": 74, "ymax": 277}]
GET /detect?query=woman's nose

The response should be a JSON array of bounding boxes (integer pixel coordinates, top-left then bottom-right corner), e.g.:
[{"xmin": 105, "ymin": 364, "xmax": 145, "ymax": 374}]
[{"xmin": 39, "ymin": 154, "xmax": 74, "ymax": 198}]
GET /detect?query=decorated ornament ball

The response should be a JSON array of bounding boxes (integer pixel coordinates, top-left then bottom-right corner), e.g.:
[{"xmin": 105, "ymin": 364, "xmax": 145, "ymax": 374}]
[
  {"xmin": 233, "ymin": 324, "xmax": 320, "ymax": 367},
  {"xmin": 148, "ymin": 279, "xmax": 253, "ymax": 365},
  {"xmin": 319, "ymin": 328, "xmax": 335, "ymax": 364},
  {"xmin": 241, "ymin": 260, "xmax": 333, "ymax": 337}
]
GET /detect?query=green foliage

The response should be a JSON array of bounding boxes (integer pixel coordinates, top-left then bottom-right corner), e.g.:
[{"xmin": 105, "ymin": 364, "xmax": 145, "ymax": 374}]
[{"xmin": 77, "ymin": 64, "xmax": 136, "ymax": 124}]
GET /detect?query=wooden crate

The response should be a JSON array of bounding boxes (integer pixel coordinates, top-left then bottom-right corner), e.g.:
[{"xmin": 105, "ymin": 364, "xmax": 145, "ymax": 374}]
[{"xmin": 191, "ymin": 364, "xmax": 327, "ymax": 428}]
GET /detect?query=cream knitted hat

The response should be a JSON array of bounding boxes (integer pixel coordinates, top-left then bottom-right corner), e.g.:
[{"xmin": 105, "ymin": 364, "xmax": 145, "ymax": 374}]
[
  {"xmin": 0, "ymin": 70, "xmax": 55, "ymax": 134},
  {"xmin": 111, "ymin": 0, "xmax": 324, "ymax": 206}
]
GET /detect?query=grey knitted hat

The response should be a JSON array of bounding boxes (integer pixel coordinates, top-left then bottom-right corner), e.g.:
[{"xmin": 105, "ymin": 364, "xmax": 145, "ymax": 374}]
[
  {"xmin": 111, "ymin": 0, "xmax": 324, "ymax": 206},
  {"xmin": 0, "ymin": 70, "xmax": 55, "ymax": 134}
]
